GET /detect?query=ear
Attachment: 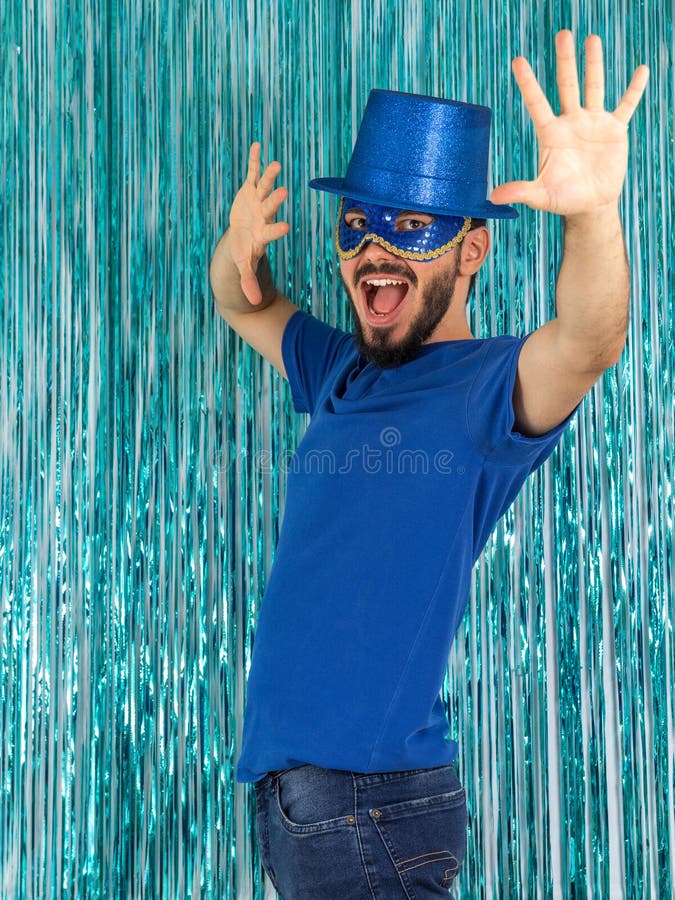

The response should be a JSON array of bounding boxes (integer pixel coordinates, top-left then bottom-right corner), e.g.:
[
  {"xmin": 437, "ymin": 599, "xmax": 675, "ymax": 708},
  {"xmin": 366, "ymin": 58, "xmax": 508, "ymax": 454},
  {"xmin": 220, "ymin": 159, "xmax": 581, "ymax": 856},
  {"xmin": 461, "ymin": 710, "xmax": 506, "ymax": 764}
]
[{"xmin": 458, "ymin": 226, "xmax": 490, "ymax": 276}]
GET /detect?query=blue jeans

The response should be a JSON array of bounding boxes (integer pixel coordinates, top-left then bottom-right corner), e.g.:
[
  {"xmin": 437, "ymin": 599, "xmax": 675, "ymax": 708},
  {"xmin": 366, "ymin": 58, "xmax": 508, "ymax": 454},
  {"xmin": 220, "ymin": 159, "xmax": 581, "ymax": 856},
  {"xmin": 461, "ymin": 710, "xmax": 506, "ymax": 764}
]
[{"xmin": 253, "ymin": 761, "xmax": 467, "ymax": 899}]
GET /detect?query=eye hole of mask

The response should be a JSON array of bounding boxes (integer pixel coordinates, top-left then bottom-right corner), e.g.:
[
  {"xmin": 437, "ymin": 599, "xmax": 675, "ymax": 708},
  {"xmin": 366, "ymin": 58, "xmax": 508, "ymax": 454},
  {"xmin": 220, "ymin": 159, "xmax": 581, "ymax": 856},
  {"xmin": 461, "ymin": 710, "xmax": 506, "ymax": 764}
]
[{"xmin": 344, "ymin": 209, "xmax": 432, "ymax": 232}]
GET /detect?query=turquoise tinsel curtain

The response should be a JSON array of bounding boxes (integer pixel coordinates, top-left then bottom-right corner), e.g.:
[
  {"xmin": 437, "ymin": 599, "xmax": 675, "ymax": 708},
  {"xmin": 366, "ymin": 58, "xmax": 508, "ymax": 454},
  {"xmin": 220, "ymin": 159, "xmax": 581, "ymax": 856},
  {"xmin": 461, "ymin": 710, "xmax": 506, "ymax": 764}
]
[{"xmin": 1, "ymin": 1, "xmax": 672, "ymax": 897}]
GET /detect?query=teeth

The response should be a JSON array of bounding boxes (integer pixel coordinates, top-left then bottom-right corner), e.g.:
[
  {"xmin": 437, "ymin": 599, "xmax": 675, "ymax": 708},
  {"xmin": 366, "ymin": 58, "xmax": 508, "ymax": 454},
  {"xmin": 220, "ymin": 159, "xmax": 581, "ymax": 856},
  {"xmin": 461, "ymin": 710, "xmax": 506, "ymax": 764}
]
[{"xmin": 365, "ymin": 278, "xmax": 406, "ymax": 286}]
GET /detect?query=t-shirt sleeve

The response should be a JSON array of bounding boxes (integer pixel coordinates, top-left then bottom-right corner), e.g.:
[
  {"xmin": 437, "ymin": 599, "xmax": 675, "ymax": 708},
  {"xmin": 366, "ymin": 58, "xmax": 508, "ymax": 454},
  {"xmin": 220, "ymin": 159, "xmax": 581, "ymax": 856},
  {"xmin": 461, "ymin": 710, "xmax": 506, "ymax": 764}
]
[
  {"xmin": 467, "ymin": 332, "xmax": 581, "ymax": 469},
  {"xmin": 281, "ymin": 309, "xmax": 354, "ymax": 415}
]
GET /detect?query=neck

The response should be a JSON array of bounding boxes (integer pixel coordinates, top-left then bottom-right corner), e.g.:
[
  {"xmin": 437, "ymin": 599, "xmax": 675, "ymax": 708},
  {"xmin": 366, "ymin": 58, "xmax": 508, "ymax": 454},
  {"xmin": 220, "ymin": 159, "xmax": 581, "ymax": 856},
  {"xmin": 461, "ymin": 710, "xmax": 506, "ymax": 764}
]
[{"xmin": 425, "ymin": 311, "xmax": 474, "ymax": 343}]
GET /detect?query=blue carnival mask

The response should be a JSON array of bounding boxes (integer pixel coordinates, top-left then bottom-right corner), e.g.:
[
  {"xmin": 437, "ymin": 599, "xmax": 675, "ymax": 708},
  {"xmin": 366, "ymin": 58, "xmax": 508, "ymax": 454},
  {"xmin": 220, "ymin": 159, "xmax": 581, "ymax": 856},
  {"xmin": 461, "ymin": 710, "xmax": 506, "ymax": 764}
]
[{"xmin": 335, "ymin": 196, "xmax": 471, "ymax": 262}]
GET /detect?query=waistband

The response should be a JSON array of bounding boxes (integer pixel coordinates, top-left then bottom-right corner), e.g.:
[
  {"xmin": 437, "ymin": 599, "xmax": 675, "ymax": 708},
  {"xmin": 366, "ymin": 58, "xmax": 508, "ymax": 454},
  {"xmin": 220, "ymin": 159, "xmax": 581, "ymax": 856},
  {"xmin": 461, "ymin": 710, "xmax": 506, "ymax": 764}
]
[{"xmin": 263, "ymin": 760, "xmax": 458, "ymax": 787}]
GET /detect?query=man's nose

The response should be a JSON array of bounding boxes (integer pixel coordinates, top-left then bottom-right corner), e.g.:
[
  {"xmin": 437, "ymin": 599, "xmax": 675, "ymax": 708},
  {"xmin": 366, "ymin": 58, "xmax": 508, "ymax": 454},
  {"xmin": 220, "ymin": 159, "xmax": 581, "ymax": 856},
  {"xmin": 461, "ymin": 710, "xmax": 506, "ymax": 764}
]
[{"xmin": 359, "ymin": 237, "xmax": 399, "ymax": 262}]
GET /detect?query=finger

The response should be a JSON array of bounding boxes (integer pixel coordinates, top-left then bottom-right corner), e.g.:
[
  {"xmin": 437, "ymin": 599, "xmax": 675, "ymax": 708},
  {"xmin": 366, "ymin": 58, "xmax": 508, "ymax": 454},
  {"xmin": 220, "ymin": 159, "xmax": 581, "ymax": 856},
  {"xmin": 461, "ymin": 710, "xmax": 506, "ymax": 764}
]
[
  {"xmin": 555, "ymin": 29, "xmax": 581, "ymax": 113},
  {"xmin": 257, "ymin": 161, "xmax": 282, "ymax": 199},
  {"xmin": 262, "ymin": 221, "xmax": 290, "ymax": 242},
  {"xmin": 490, "ymin": 180, "xmax": 550, "ymax": 209},
  {"xmin": 583, "ymin": 34, "xmax": 605, "ymax": 110},
  {"xmin": 237, "ymin": 261, "xmax": 263, "ymax": 305},
  {"xmin": 261, "ymin": 186, "xmax": 288, "ymax": 218},
  {"xmin": 490, "ymin": 181, "xmax": 535, "ymax": 204},
  {"xmin": 512, "ymin": 57, "xmax": 556, "ymax": 131},
  {"xmin": 613, "ymin": 65, "xmax": 650, "ymax": 125},
  {"xmin": 246, "ymin": 142, "xmax": 261, "ymax": 186}
]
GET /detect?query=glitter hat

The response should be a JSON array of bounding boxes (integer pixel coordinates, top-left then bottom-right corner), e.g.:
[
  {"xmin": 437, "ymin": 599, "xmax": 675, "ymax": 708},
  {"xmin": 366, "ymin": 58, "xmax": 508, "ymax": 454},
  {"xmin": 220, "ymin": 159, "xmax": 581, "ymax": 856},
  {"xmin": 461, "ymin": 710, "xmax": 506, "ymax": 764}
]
[{"xmin": 309, "ymin": 89, "xmax": 518, "ymax": 220}]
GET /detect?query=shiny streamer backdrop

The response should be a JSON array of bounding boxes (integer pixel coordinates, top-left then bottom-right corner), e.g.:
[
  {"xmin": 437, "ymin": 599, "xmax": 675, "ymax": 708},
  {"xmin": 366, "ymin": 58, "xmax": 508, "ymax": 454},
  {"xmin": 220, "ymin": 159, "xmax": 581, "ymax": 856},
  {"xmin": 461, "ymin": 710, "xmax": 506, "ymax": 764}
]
[{"xmin": 0, "ymin": 0, "xmax": 672, "ymax": 897}]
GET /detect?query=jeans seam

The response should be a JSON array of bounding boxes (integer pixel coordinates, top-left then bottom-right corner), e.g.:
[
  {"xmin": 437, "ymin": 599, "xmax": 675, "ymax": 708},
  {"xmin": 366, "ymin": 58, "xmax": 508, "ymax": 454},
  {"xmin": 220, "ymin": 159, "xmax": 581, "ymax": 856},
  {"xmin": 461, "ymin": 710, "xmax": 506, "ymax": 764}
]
[{"xmin": 351, "ymin": 773, "xmax": 378, "ymax": 900}]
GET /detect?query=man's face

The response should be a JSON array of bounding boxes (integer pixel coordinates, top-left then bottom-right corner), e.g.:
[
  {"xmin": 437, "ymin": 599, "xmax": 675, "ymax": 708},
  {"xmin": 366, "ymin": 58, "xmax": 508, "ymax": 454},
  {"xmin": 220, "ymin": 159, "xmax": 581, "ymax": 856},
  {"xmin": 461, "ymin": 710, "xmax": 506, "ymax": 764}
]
[{"xmin": 337, "ymin": 206, "xmax": 464, "ymax": 369}]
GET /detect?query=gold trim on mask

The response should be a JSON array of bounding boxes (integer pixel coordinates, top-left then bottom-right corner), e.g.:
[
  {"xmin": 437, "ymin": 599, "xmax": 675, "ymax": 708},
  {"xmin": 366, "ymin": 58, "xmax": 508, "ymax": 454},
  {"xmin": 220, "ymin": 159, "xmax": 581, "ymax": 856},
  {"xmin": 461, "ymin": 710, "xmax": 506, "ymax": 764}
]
[{"xmin": 334, "ymin": 197, "xmax": 472, "ymax": 261}]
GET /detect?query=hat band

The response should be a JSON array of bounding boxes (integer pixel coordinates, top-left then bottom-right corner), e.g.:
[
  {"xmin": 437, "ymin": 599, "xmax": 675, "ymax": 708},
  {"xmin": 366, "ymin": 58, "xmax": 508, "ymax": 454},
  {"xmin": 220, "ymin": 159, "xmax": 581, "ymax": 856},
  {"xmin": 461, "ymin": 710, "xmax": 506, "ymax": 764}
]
[{"xmin": 344, "ymin": 163, "xmax": 487, "ymax": 216}]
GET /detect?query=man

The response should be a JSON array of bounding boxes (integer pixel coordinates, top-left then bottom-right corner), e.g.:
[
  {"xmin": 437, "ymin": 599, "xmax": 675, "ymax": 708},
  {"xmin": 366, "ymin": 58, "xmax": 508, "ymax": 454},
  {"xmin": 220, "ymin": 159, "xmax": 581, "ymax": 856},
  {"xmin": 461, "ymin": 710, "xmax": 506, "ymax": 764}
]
[{"xmin": 210, "ymin": 30, "xmax": 647, "ymax": 899}]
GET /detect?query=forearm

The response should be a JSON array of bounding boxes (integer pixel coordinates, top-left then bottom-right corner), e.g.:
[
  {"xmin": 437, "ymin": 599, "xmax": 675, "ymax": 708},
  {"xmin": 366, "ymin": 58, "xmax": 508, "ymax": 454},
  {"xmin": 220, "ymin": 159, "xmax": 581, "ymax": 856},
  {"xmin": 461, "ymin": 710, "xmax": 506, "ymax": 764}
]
[
  {"xmin": 554, "ymin": 202, "xmax": 629, "ymax": 369},
  {"xmin": 209, "ymin": 230, "xmax": 278, "ymax": 313}
]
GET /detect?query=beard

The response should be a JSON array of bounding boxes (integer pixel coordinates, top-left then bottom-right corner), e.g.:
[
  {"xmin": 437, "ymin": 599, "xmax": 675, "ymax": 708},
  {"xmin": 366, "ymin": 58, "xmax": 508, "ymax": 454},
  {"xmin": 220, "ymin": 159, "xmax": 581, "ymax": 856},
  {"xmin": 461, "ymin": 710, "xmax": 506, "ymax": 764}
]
[{"xmin": 338, "ymin": 252, "xmax": 462, "ymax": 369}]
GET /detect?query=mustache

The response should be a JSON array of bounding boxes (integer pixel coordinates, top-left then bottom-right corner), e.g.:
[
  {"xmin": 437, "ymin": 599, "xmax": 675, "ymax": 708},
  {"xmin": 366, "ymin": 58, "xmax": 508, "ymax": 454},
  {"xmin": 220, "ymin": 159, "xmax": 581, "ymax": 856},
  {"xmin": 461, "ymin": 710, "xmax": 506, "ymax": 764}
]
[{"xmin": 353, "ymin": 260, "xmax": 418, "ymax": 289}]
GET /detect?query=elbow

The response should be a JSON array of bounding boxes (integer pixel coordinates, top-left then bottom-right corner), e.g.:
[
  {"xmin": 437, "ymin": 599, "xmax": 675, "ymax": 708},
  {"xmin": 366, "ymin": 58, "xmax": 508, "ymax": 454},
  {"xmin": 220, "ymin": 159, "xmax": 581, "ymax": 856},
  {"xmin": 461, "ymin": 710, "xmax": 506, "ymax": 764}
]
[
  {"xmin": 208, "ymin": 259, "xmax": 218, "ymax": 295},
  {"xmin": 603, "ymin": 339, "xmax": 627, "ymax": 370},
  {"xmin": 209, "ymin": 263, "xmax": 226, "ymax": 308}
]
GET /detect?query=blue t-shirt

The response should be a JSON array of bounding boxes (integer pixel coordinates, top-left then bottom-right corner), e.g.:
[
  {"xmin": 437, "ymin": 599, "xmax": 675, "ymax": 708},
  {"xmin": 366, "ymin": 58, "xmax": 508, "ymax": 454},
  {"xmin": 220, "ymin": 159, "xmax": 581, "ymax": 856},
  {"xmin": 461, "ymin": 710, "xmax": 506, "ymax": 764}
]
[{"xmin": 235, "ymin": 309, "xmax": 579, "ymax": 783}]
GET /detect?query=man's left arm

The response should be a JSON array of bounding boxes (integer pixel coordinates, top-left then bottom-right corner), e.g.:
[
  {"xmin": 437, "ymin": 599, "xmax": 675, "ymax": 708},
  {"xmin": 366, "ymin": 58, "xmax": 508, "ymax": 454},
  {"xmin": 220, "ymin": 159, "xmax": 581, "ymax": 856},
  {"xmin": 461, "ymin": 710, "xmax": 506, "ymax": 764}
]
[{"xmin": 490, "ymin": 30, "xmax": 649, "ymax": 438}]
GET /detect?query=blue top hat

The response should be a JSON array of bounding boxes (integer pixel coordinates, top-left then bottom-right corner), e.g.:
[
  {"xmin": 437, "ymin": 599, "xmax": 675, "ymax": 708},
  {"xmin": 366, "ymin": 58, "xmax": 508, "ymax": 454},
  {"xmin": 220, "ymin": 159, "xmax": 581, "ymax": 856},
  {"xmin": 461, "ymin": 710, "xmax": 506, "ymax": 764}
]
[{"xmin": 309, "ymin": 89, "xmax": 517, "ymax": 220}]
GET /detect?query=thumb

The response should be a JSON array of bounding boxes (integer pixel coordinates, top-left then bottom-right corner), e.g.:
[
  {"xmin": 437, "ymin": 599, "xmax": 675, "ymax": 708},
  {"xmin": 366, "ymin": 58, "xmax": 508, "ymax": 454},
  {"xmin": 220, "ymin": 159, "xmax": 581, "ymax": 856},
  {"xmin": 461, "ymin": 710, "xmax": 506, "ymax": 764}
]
[
  {"xmin": 490, "ymin": 181, "xmax": 533, "ymax": 205},
  {"xmin": 236, "ymin": 258, "xmax": 263, "ymax": 305}
]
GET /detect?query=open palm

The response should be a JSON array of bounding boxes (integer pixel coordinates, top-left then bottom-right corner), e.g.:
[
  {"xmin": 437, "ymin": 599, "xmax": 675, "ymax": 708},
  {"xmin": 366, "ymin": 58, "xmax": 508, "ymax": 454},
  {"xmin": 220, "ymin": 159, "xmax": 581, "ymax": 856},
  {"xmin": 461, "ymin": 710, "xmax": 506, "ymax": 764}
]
[
  {"xmin": 228, "ymin": 142, "xmax": 289, "ymax": 304},
  {"xmin": 491, "ymin": 31, "xmax": 649, "ymax": 216}
]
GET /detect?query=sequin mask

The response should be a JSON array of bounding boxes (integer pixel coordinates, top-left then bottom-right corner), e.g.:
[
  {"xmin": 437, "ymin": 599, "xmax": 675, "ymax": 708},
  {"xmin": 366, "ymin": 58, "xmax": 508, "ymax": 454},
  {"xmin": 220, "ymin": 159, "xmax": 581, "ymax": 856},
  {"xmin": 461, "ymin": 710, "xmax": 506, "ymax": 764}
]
[{"xmin": 335, "ymin": 196, "xmax": 471, "ymax": 262}]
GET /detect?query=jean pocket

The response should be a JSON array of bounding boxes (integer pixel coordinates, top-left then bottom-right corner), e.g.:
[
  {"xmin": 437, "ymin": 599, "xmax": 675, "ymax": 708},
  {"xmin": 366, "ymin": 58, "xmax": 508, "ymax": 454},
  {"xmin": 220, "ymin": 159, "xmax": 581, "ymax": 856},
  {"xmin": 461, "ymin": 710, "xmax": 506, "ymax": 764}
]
[
  {"xmin": 369, "ymin": 787, "xmax": 467, "ymax": 898},
  {"xmin": 275, "ymin": 774, "xmax": 355, "ymax": 835},
  {"xmin": 254, "ymin": 784, "xmax": 283, "ymax": 894}
]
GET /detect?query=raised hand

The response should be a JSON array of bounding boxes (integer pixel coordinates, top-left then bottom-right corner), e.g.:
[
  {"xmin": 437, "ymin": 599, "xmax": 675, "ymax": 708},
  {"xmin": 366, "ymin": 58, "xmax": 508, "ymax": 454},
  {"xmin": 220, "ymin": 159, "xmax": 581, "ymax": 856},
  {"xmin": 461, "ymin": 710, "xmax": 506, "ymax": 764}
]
[
  {"xmin": 228, "ymin": 142, "xmax": 290, "ymax": 304},
  {"xmin": 490, "ymin": 30, "xmax": 649, "ymax": 217}
]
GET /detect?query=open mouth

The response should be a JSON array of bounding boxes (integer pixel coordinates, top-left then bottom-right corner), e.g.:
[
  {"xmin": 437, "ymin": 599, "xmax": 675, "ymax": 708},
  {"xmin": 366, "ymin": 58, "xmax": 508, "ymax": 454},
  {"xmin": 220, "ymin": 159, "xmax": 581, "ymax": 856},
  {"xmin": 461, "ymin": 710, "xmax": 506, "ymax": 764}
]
[{"xmin": 360, "ymin": 277, "xmax": 410, "ymax": 325}]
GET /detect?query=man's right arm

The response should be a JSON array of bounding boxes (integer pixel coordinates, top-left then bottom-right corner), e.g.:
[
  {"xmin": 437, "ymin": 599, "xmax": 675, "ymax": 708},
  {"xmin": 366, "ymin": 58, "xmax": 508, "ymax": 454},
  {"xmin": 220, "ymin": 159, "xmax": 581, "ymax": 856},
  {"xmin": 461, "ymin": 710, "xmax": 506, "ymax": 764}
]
[{"xmin": 209, "ymin": 143, "xmax": 299, "ymax": 380}]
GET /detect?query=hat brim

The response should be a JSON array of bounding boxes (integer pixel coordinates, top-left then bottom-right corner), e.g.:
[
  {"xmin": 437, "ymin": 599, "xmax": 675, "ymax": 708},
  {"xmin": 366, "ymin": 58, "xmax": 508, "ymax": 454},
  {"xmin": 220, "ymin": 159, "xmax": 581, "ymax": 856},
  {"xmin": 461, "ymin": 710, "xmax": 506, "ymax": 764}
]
[{"xmin": 308, "ymin": 177, "xmax": 519, "ymax": 220}]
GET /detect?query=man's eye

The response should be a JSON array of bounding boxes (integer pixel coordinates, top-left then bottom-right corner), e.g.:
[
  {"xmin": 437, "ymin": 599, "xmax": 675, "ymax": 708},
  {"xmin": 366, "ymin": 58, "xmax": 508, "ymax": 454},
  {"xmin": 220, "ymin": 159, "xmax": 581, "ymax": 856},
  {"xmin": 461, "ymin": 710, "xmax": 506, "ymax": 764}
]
[
  {"xmin": 345, "ymin": 216, "xmax": 367, "ymax": 230},
  {"xmin": 397, "ymin": 218, "xmax": 430, "ymax": 231}
]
